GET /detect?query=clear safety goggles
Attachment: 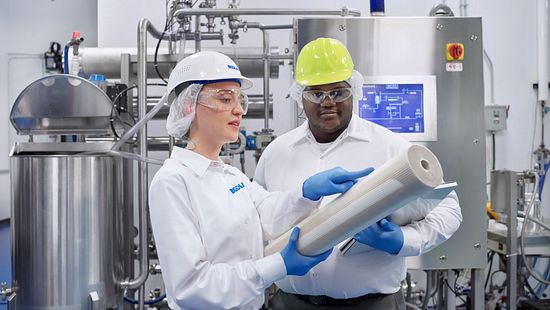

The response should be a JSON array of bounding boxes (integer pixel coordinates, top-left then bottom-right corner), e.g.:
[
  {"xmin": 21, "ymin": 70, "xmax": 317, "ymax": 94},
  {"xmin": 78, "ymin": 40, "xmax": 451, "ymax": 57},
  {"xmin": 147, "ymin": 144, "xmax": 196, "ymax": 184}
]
[
  {"xmin": 302, "ymin": 87, "xmax": 353, "ymax": 104},
  {"xmin": 197, "ymin": 88, "xmax": 248, "ymax": 114}
]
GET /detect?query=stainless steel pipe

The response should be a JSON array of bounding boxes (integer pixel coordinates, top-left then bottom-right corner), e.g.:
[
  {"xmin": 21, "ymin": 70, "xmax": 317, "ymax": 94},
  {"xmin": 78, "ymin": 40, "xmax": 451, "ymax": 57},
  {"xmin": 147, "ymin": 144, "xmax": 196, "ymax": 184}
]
[
  {"xmin": 238, "ymin": 22, "xmax": 292, "ymax": 129},
  {"xmin": 78, "ymin": 47, "xmax": 281, "ymax": 79},
  {"xmin": 118, "ymin": 20, "xmax": 152, "ymax": 310},
  {"xmin": 174, "ymin": 8, "xmax": 361, "ymax": 19},
  {"xmin": 263, "ymin": 30, "xmax": 270, "ymax": 129},
  {"xmin": 131, "ymin": 94, "xmax": 273, "ymax": 119}
]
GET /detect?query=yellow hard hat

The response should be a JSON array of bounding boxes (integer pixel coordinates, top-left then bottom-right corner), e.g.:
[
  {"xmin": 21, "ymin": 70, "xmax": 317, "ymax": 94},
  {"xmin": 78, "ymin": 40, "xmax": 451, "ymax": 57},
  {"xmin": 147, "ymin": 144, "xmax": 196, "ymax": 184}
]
[{"xmin": 295, "ymin": 38, "xmax": 354, "ymax": 86}]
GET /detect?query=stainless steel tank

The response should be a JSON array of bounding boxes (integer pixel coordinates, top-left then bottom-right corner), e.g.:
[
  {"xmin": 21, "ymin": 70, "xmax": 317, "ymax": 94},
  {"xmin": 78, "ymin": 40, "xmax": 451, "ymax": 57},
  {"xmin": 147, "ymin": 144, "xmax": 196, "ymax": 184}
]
[{"xmin": 10, "ymin": 142, "xmax": 133, "ymax": 309}]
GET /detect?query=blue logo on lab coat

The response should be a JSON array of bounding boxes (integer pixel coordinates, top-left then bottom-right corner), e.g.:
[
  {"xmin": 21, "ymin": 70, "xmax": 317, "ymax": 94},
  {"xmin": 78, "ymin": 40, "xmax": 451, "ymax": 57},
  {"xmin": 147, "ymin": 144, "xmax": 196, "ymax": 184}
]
[{"xmin": 229, "ymin": 182, "xmax": 245, "ymax": 194}]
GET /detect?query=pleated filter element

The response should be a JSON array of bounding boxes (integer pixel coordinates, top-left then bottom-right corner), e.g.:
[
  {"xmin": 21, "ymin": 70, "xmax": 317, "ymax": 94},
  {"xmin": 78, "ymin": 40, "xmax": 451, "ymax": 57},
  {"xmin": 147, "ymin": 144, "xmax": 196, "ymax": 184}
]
[{"xmin": 265, "ymin": 144, "xmax": 444, "ymax": 256}]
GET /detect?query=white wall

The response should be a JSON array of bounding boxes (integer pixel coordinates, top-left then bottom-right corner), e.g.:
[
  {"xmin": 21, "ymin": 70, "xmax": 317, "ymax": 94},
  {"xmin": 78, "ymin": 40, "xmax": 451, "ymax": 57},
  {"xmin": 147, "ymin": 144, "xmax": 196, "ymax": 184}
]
[
  {"xmin": 479, "ymin": 1, "xmax": 550, "ymax": 219},
  {"xmin": 0, "ymin": 0, "xmax": 98, "ymax": 220}
]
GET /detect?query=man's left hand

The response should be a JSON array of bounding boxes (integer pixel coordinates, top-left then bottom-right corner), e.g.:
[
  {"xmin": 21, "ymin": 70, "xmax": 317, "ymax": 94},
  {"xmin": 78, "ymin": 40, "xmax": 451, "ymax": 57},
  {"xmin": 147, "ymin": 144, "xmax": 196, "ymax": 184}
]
[{"xmin": 354, "ymin": 218, "xmax": 404, "ymax": 255}]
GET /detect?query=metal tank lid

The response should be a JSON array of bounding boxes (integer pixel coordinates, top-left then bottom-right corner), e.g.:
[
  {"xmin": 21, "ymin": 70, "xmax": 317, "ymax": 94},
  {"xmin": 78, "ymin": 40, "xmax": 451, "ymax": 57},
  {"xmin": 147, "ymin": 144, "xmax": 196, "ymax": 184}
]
[
  {"xmin": 9, "ymin": 74, "xmax": 113, "ymax": 135},
  {"xmin": 10, "ymin": 142, "xmax": 115, "ymax": 156}
]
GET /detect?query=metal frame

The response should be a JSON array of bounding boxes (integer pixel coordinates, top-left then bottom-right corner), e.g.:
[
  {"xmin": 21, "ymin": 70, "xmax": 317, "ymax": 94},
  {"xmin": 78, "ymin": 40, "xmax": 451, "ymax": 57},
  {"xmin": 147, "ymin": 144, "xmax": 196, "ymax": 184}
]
[{"xmin": 487, "ymin": 170, "xmax": 550, "ymax": 309}]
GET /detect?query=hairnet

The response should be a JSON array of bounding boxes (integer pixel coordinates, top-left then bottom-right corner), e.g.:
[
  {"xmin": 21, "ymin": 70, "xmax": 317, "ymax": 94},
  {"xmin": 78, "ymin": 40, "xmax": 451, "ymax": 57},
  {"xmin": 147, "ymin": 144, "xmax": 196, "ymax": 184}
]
[
  {"xmin": 166, "ymin": 83, "xmax": 203, "ymax": 138},
  {"xmin": 289, "ymin": 70, "xmax": 364, "ymax": 108}
]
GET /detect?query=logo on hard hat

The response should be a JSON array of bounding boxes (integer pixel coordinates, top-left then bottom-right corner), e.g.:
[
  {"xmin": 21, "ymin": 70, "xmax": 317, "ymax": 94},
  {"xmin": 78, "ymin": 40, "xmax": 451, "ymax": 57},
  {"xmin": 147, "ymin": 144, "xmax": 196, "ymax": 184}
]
[{"xmin": 227, "ymin": 64, "xmax": 239, "ymax": 71}]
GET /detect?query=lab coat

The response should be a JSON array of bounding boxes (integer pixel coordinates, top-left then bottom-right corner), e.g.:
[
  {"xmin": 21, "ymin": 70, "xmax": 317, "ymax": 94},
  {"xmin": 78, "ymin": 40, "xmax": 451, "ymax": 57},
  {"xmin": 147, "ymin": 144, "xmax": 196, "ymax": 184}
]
[
  {"xmin": 254, "ymin": 115, "xmax": 462, "ymax": 298},
  {"xmin": 149, "ymin": 147, "xmax": 318, "ymax": 309}
]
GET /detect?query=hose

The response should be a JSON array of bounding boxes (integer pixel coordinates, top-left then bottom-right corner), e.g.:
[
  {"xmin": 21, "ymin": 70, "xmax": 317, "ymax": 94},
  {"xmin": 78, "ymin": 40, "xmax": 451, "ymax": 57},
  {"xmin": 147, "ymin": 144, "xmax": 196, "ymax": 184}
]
[
  {"xmin": 538, "ymin": 161, "xmax": 550, "ymax": 197},
  {"xmin": 123, "ymin": 294, "xmax": 166, "ymax": 305},
  {"xmin": 107, "ymin": 150, "xmax": 164, "ymax": 165},
  {"xmin": 73, "ymin": 149, "xmax": 164, "ymax": 166},
  {"xmin": 112, "ymin": 92, "xmax": 168, "ymax": 151},
  {"xmin": 526, "ymin": 216, "xmax": 550, "ymax": 232},
  {"xmin": 535, "ymin": 260, "xmax": 550, "ymax": 295}
]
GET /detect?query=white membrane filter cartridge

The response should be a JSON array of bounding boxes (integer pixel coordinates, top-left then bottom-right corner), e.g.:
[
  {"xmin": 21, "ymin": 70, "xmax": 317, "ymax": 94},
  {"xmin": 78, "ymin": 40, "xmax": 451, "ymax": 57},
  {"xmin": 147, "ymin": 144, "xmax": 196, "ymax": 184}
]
[{"xmin": 265, "ymin": 144, "xmax": 444, "ymax": 256}]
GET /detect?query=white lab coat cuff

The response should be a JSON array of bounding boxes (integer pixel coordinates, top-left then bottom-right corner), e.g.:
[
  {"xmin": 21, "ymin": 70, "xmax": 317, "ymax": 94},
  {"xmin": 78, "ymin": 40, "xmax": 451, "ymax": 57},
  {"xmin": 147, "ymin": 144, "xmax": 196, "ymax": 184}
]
[
  {"xmin": 397, "ymin": 226, "xmax": 421, "ymax": 257},
  {"xmin": 293, "ymin": 187, "xmax": 321, "ymax": 208},
  {"xmin": 256, "ymin": 253, "xmax": 287, "ymax": 288}
]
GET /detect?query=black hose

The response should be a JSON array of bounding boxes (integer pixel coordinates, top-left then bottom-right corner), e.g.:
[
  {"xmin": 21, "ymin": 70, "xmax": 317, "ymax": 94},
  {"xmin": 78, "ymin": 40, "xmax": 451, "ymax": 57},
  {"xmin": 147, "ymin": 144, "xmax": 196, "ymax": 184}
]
[
  {"xmin": 123, "ymin": 294, "xmax": 166, "ymax": 305},
  {"xmin": 109, "ymin": 83, "xmax": 167, "ymax": 140},
  {"xmin": 485, "ymin": 250, "xmax": 496, "ymax": 290}
]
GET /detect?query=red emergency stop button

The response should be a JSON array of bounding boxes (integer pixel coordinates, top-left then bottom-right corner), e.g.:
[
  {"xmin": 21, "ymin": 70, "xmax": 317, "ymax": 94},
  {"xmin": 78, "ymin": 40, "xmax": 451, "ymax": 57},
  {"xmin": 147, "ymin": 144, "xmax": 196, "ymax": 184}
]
[
  {"xmin": 72, "ymin": 31, "xmax": 81, "ymax": 39},
  {"xmin": 446, "ymin": 43, "xmax": 464, "ymax": 61}
]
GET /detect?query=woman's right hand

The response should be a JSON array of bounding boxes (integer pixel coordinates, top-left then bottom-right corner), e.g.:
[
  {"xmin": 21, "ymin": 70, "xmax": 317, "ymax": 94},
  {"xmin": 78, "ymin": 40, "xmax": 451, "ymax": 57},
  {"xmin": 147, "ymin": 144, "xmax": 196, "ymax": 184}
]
[{"xmin": 280, "ymin": 227, "xmax": 332, "ymax": 276}]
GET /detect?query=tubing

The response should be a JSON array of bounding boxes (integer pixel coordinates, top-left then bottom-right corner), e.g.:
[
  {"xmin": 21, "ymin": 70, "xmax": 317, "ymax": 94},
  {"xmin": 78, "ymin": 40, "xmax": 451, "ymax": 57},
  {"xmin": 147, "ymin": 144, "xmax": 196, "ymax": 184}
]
[
  {"xmin": 77, "ymin": 46, "xmax": 281, "ymax": 79},
  {"xmin": 538, "ymin": 161, "xmax": 550, "ymax": 197},
  {"xmin": 174, "ymin": 8, "xmax": 361, "ymax": 19},
  {"xmin": 459, "ymin": 0, "xmax": 469, "ymax": 17},
  {"xmin": 118, "ymin": 21, "xmax": 161, "ymax": 307},
  {"xmin": 537, "ymin": 0, "xmax": 549, "ymax": 102},
  {"xmin": 124, "ymin": 294, "xmax": 167, "ymax": 305},
  {"xmin": 112, "ymin": 92, "xmax": 168, "ymax": 151},
  {"xmin": 107, "ymin": 150, "xmax": 164, "ymax": 165},
  {"xmin": 484, "ymin": 50, "xmax": 495, "ymax": 104}
]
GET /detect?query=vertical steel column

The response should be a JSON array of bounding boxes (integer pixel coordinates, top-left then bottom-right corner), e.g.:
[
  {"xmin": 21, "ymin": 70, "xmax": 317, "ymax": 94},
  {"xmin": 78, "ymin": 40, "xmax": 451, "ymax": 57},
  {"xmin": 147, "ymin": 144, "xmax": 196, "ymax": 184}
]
[
  {"xmin": 506, "ymin": 172, "xmax": 518, "ymax": 310},
  {"xmin": 136, "ymin": 18, "xmax": 150, "ymax": 310},
  {"xmin": 119, "ymin": 53, "xmax": 136, "ymax": 310},
  {"xmin": 195, "ymin": 16, "xmax": 201, "ymax": 52},
  {"xmin": 470, "ymin": 269, "xmax": 485, "ymax": 310},
  {"xmin": 120, "ymin": 53, "xmax": 131, "ymax": 93},
  {"xmin": 119, "ymin": 18, "xmax": 155, "ymax": 310},
  {"xmin": 262, "ymin": 29, "xmax": 270, "ymax": 129},
  {"xmin": 446, "ymin": 270, "xmax": 456, "ymax": 310},
  {"xmin": 437, "ymin": 271, "xmax": 444, "ymax": 310}
]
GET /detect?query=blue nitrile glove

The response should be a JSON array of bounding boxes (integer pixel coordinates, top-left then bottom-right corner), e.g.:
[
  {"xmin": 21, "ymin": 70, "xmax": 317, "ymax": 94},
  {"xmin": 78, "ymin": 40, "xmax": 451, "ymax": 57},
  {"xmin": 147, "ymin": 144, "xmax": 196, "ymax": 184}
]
[
  {"xmin": 354, "ymin": 218, "xmax": 404, "ymax": 255},
  {"xmin": 280, "ymin": 227, "xmax": 333, "ymax": 276},
  {"xmin": 302, "ymin": 167, "xmax": 374, "ymax": 201}
]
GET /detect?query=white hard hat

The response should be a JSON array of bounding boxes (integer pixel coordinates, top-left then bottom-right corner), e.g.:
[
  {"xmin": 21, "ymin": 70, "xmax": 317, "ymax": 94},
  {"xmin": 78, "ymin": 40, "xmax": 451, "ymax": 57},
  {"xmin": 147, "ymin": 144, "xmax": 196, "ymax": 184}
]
[{"xmin": 167, "ymin": 51, "xmax": 253, "ymax": 102}]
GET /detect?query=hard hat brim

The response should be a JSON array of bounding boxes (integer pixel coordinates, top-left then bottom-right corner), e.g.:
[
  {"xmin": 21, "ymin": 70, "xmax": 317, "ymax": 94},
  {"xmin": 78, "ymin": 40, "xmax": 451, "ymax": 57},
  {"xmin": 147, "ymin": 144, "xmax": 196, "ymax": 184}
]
[
  {"xmin": 296, "ymin": 70, "xmax": 352, "ymax": 87},
  {"xmin": 238, "ymin": 77, "xmax": 253, "ymax": 90}
]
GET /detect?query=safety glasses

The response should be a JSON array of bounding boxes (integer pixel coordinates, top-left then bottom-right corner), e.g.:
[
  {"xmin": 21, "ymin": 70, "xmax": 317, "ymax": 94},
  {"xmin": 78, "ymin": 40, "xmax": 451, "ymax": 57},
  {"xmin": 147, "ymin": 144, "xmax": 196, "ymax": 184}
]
[
  {"xmin": 197, "ymin": 88, "xmax": 249, "ymax": 114},
  {"xmin": 302, "ymin": 87, "xmax": 353, "ymax": 104}
]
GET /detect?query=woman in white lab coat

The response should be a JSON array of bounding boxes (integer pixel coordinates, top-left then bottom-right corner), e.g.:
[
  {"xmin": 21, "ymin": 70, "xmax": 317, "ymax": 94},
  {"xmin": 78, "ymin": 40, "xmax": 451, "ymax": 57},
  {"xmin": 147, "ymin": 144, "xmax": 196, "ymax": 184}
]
[{"xmin": 149, "ymin": 51, "xmax": 372, "ymax": 310}]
